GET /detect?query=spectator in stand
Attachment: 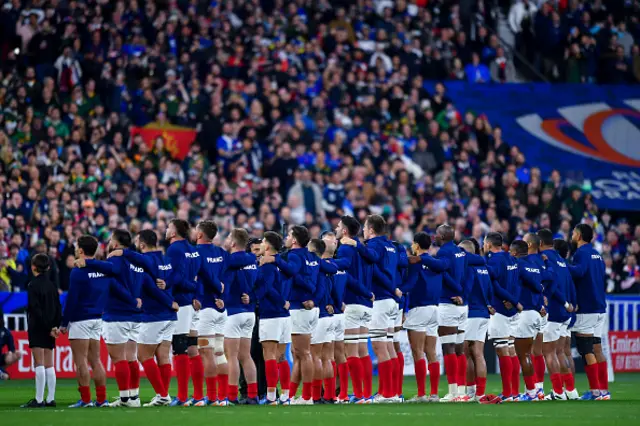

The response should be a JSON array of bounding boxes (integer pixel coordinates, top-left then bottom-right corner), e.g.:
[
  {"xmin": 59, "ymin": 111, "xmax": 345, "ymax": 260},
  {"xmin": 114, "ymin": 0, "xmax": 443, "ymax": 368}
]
[
  {"xmin": 490, "ymin": 47, "xmax": 517, "ymax": 82},
  {"xmin": 465, "ymin": 53, "xmax": 491, "ymax": 83}
]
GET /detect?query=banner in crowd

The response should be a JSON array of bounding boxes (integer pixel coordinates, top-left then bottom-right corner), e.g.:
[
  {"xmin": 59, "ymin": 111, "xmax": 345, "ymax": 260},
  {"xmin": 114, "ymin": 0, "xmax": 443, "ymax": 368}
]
[
  {"xmin": 439, "ymin": 82, "xmax": 640, "ymax": 211},
  {"xmin": 609, "ymin": 331, "xmax": 640, "ymax": 372},
  {"xmin": 130, "ymin": 124, "xmax": 197, "ymax": 161}
]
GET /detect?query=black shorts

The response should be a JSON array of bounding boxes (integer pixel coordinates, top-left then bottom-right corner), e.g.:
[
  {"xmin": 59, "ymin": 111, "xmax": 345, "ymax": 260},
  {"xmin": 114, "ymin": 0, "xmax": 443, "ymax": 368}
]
[{"xmin": 28, "ymin": 329, "xmax": 55, "ymax": 350}]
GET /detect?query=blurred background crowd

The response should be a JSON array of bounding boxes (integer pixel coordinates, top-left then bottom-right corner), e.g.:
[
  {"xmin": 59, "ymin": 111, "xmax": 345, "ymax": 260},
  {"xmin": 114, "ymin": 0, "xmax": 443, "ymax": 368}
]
[{"xmin": 0, "ymin": 0, "xmax": 638, "ymax": 296}]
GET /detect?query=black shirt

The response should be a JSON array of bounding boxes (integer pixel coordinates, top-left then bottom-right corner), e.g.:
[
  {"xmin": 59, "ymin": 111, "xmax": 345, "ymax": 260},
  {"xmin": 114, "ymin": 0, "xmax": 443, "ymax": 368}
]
[{"xmin": 27, "ymin": 275, "xmax": 61, "ymax": 333}]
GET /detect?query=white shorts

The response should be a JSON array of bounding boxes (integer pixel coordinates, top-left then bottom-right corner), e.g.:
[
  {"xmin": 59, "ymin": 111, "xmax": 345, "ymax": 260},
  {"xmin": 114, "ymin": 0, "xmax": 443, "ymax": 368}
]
[
  {"xmin": 224, "ymin": 312, "xmax": 255, "ymax": 339},
  {"xmin": 138, "ymin": 320, "xmax": 176, "ymax": 345},
  {"xmin": 438, "ymin": 303, "xmax": 466, "ymax": 328},
  {"xmin": 311, "ymin": 317, "xmax": 335, "ymax": 345},
  {"xmin": 489, "ymin": 313, "xmax": 514, "ymax": 339},
  {"xmin": 197, "ymin": 308, "xmax": 227, "ymax": 336},
  {"xmin": 333, "ymin": 314, "xmax": 345, "ymax": 341},
  {"xmin": 102, "ymin": 321, "xmax": 140, "ymax": 344},
  {"xmin": 515, "ymin": 310, "xmax": 545, "ymax": 339},
  {"xmin": 561, "ymin": 319, "xmax": 572, "ymax": 338},
  {"xmin": 175, "ymin": 305, "xmax": 198, "ymax": 335},
  {"xmin": 573, "ymin": 313, "xmax": 606, "ymax": 336},
  {"xmin": 68, "ymin": 319, "xmax": 102, "ymax": 340},
  {"xmin": 259, "ymin": 317, "xmax": 292, "ymax": 344},
  {"xmin": 538, "ymin": 314, "xmax": 548, "ymax": 334},
  {"xmin": 404, "ymin": 305, "xmax": 439, "ymax": 336},
  {"xmin": 290, "ymin": 308, "xmax": 319, "ymax": 335},
  {"xmin": 394, "ymin": 305, "xmax": 403, "ymax": 328},
  {"xmin": 370, "ymin": 299, "xmax": 398, "ymax": 331},
  {"xmin": 543, "ymin": 320, "xmax": 565, "ymax": 343},
  {"xmin": 465, "ymin": 317, "xmax": 489, "ymax": 342},
  {"xmin": 344, "ymin": 304, "xmax": 372, "ymax": 330}
]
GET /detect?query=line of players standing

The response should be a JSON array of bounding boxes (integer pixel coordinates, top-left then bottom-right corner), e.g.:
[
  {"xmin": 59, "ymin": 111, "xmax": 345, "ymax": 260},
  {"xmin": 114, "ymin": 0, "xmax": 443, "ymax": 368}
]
[{"xmin": 43, "ymin": 215, "xmax": 609, "ymax": 407}]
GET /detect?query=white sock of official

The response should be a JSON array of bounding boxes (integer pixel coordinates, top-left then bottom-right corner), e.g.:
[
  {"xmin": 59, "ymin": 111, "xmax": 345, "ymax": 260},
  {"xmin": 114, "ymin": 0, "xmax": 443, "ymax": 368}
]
[
  {"xmin": 280, "ymin": 390, "xmax": 289, "ymax": 401},
  {"xmin": 35, "ymin": 366, "xmax": 46, "ymax": 403},
  {"xmin": 45, "ymin": 367, "xmax": 56, "ymax": 402},
  {"xmin": 267, "ymin": 390, "xmax": 276, "ymax": 401}
]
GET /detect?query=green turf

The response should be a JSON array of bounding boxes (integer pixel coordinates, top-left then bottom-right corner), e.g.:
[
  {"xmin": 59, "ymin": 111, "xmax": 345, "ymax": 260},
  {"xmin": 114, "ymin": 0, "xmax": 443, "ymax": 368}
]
[{"xmin": 1, "ymin": 374, "xmax": 638, "ymax": 426}]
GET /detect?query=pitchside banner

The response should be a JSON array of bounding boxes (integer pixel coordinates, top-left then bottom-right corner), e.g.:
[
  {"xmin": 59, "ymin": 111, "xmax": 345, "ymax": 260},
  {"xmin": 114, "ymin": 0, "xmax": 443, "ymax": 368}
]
[
  {"xmin": 435, "ymin": 82, "xmax": 640, "ymax": 211},
  {"xmin": 609, "ymin": 331, "xmax": 640, "ymax": 372}
]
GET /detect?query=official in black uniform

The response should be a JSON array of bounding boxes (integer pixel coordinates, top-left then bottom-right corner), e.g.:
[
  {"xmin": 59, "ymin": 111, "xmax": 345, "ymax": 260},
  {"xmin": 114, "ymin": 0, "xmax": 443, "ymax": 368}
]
[{"xmin": 22, "ymin": 254, "xmax": 62, "ymax": 408}]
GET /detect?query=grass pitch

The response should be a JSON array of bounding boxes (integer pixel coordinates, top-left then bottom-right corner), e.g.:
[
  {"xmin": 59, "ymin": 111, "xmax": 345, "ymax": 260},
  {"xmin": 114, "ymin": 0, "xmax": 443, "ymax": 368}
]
[{"xmin": 1, "ymin": 374, "xmax": 638, "ymax": 426}]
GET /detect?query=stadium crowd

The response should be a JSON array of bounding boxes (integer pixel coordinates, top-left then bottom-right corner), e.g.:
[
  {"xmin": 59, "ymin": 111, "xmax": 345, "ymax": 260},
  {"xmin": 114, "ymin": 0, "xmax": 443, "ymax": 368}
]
[
  {"xmin": 1, "ymin": 0, "xmax": 639, "ymax": 295},
  {"xmin": 509, "ymin": 0, "xmax": 640, "ymax": 83}
]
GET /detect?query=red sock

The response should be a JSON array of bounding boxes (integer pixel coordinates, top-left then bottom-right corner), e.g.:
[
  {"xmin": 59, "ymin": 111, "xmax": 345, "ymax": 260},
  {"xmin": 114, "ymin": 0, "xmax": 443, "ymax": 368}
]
[
  {"xmin": 290, "ymin": 381, "xmax": 299, "ymax": 397},
  {"xmin": 129, "ymin": 361, "xmax": 140, "ymax": 392},
  {"xmin": 324, "ymin": 377, "xmax": 336, "ymax": 400},
  {"xmin": 598, "ymin": 361, "xmax": 608, "ymax": 391},
  {"xmin": 143, "ymin": 358, "xmax": 166, "ymax": 396},
  {"xmin": 206, "ymin": 376, "xmax": 217, "ymax": 401},
  {"xmin": 190, "ymin": 355, "xmax": 204, "ymax": 400},
  {"xmin": 278, "ymin": 361, "xmax": 290, "ymax": 391},
  {"xmin": 550, "ymin": 373, "xmax": 563, "ymax": 395},
  {"xmin": 377, "ymin": 360, "xmax": 386, "ymax": 396},
  {"xmin": 79, "ymin": 386, "xmax": 91, "ymax": 404},
  {"xmin": 415, "ymin": 358, "xmax": 427, "ymax": 397},
  {"xmin": 95, "ymin": 385, "xmax": 107, "ymax": 404},
  {"xmin": 498, "ymin": 356, "xmax": 512, "ymax": 397},
  {"xmin": 476, "ymin": 377, "xmax": 487, "ymax": 397},
  {"xmin": 562, "ymin": 372, "xmax": 575, "ymax": 391},
  {"xmin": 524, "ymin": 374, "xmax": 536, "ymax": 391},
  {"xmin": 510, "ymin": 356, "xmax": 520, "ymax": 396},
  {"xmin": 443, "ymin": 353, "xmax": 457, "ymax": 385},
  {"xmin": 302, "ymin": 381, "xmax": 312, "ymax": 400},
  {"xmin": 467, "ymin": 378, "xmax": 476, "ymax": 386},
  {"xmin": 584, "ymin": 363, "xmax": 600, "ymax": 391},
  {"xmin": 173, "ymin": 354, "xmax": 191, "ymax": 401},
  {"xmin": 396, "ymin": 352, "xmax": 404, "ymax": 396},
  {"xmin": 361, "ymin": 355, "xmax": 373, "ymax": 398},
  {"xmin": 457, "ymin": 354, "xmax": 467, "ymax": 387},
  {"xmin": 265, "ymin": 360, "xmax": 279, "ymax": 389},
  {"xmin": 159, "ymin": 363, "xmax": 172, "ymax": 395},
  {"xmin": 347, "ymin": 357, "xmax": 363, "ymax": 398},
  {"xmin": 382, "ymin": 360, "xmax": 394, "ymax": 398},
  {"xmin": 338, "ymin": 362, "xmax": 349, "ymax": 399},
  {"xmin": 389, "ymin": 357, "xmax": 398, "ymax": 396},
  {"xmin": 114, "ymin": 360, "xmax": 130, "ymax": 392},
  {"xmin": 217, "ymin": 374, "xmax": 228, "ymax": 401},
  {"xmin": 428, "ymin": 362, "xmax": 440, "ymax": 396},
  {"xmin": 312, "ymin": 379, "xmax": 322, "ymax": 401},
  {"xmin": 247, "ymin": 382, "xmax": 258, "ymax": 399},
  {"xmin": 533, "ymin": 355, "xmax": 545, "ymax": 384},
  {"xmin": 227, "ymin": 384, "xmax": 239, "ymax": 401}
]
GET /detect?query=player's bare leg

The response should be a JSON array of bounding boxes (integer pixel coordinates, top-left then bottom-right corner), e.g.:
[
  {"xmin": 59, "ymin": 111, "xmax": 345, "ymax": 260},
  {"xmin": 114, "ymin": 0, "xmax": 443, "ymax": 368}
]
[
  {"xmin": 292, "ymin": 333, "xmax": 312, "ymax": 402},
  {"xmin": 439, "ymin": 325, "xmax": 459, "ymax": 401},
  {"xmin": 407, "ymin": 330, "xmax": 427, "ymax": 402},
  {"xmin": 107, "ymin": 343, "xmax": 131, "ymax": 405},
  {"xmin": 70, "ymin": 339, "xmax": 92, "ymax": 407},
  {"xmin": 88, "ymin": 339, "xmax": 107, "ymax": 406},
  {"xmin": 197, "ymin": 335, "xmax": 217, "ymax": 406},
  {"xmin": 311, "ymin": 343, "xmax": 324, "ymax": 402},
  {"xmin": 557, "ymin": 337, "xmax": 577, "ymax": 398},
  {"xmin": 515, "ymin": 337, "xmax": 537, "ymax": 400},
  {"xmin": 277, "ymin": 344, "xmax": 290, "ymax": 402},
  {"xmin": 238, "ymin": 337, "xmax": 257, "ymax": 402},
  {"xmin": 543, "ymin": 339, "xmax": 566, "ymax": 400},
  {"xmin": 212, "ymin": 335, "xmax": 228, "ymax": 405},
  {"xmin": 125, "ymin": 340, "xmax": 140, "ymax": 404},
  {"xmin": 344, "ymin": 328, "xmax": 363, "ymax": 401},
  {"xmin": 424, "ymin": 334, "xmax": 439, "ymax": 400},
  {"xmin": 456, "ymin": 339, "xmax": 468, "ymax": 399},
  {"xmin": 464, "ymin": 342, "xmax": 476, "ymax": 399},
  {"xmin": 224, "ymin": 337, "xmax": 241, "ymax": 402},
  {"xmin": 138, "ymin": 343, "xmax": 169, "ymax": 404}
]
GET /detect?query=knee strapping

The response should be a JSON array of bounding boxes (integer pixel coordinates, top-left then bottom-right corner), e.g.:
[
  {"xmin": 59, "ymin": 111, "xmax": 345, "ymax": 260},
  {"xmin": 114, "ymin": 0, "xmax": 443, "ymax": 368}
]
[
  {"xmin": 188, "ymin": 336, "xmax": 198, "ymax": 347},
  {"xmin": 456, "ymin": 332, "xmax": 465, "ymax": 345},
  {"xmin": 172, "ymin": 334, "xmax": 189, "ymax": 355},
  {"xmin": 393, "ymin": 331, "xmax": 402, "ymax": 342},
  {"xmin": 198, "ymin": 337, "xmax": 215, "ymax": 349},
  {"xmin": 593, "ymin": 336, "xmax": 602, "ymax": 345},
  {"xmin": 576, "ymin": 336, "xmax": 594, "ymax": 359},
  {"xmin": 440, "ymin": 334, "xmax": 457, "ymax": 345},
  {"xmin": 214, "ymin": 336, "xmax": 226, "ymax": 364},
  {"xmin": 369, "ymin": 329, "xmax": 387, "ymax": 342},
  {"xmin": 508, "ymin": 339, "xmax": 515, "ymax": 348},
  {"xmin": 345, "ymin": 335, "xmax": 360, "ymax": 345},
  {"xmin": 494, "ymin": 339, "xmax": 509, "ymax": 349}
]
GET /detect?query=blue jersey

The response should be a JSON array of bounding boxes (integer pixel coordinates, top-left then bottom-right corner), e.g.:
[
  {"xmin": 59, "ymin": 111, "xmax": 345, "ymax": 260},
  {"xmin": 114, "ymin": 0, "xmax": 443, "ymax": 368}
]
[
  {"xmin": 224, "ymin": 252, "xmax": 258, "ymax": 316},
  {"xmin": 333, "ymin": 239, "xmax": 373, "ymax": 308},
  {"xmin": 87, "ymin": 256, "xmax": 144, "ymax": 322},
  {"xmin": 401, "ymin": 261, "xmax": 443, "ymax": 309},
  {"xmin": 331, "ymin": 263, "xmax": 347, "ymax": 314},
  {"xmin": 541, "ymin": 249, "xmax": 572, "ymax": 323},
  {"xmin": 357, "ymin": 236, "xmax": 397, "ymax": 301},
  {"xmin": 166, "ymin": 240, "xmax": 201, "ymax": 307},
  {"xmin": 275, "ymin": 248, "xmax": 317, "ymax": 309},
  {"xmin": 517, "ymin": 256, "xmax": 545, "ymax": 311},
  {"xmin": 467, "ymin": 265, "xmax": 494, "ymax": 319},
  {"xmin": 568, "ymin": 243, "xmax": 606, "ymax": 314},
  {"xmin": 486, "ymin": 251, "xmax": 520, "ymax": 317},
  {"xmin": 61, "ymin": 266, "xmax": 111, "ymax": 327},
  {"xmin": 394, "ymin": 242, "xmax": 409, "ymax": 306},
  {"xmin": 317, "ymin": 259, "xmax": 338, "ymax": 318},
  {"xmin": 435, "ymin": 241, "xmax": 466, "ymax": 305},
  {"xmin": 254, "ymin": 263, "xmax": 288, "ymax": 319}
]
